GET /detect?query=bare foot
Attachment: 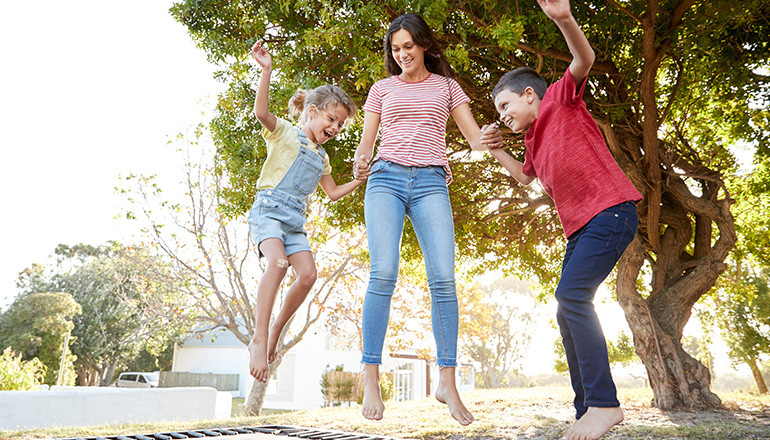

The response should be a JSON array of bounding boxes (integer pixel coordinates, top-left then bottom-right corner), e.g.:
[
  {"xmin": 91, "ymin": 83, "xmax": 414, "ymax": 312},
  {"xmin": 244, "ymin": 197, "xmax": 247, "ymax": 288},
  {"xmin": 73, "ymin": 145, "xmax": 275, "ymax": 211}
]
[
  {"xmin": 562, "ymin": 406, "xmax": 624, "ymax": 440},
  {"xmin": 361, "ymin": 365, "xmax": 385, "ymax": 420},
  {"xmin": 247, "ymin": 338, "xmax": 269, "ymax": 382},
  {"xmin": 267, "ymin": 322, "xmax": 281, "ymax": 363},
  {"xmin": 435, "ymin": 368, "xmax": 474, "ymax": 426}
]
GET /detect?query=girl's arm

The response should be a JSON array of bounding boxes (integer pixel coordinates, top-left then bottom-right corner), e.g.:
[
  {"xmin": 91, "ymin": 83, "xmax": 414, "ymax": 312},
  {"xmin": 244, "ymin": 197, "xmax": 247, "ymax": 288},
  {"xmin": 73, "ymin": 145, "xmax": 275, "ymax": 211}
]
[
  {"xmin": 451, "ymin": 103, "xmax": 503, "ymax": 151},
  {"xmin": 489, "ymin": 147, "xmax": 536, "ymax": 186},
  {"xmin": 251, "ymin": 40, "xmax": 277, "ymax": 132},
  {"xmin": 319, "ymin": 174, "xmax": 364, "ymax": 201},
  {"xmin": 353, "ymin": 111, "xmax": 381, "ymax": 179}
]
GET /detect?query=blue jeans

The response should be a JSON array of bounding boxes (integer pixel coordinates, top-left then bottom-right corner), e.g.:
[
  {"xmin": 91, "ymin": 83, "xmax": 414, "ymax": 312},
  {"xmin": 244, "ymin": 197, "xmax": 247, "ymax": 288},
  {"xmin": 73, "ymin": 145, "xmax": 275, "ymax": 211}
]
[
  {"xmin": 556, "ymin": 201, "xmax": 638, "ymax": 419},
  {"xmin": 361, "ymin": 160, "xmax": 458, "ymax": 367}
]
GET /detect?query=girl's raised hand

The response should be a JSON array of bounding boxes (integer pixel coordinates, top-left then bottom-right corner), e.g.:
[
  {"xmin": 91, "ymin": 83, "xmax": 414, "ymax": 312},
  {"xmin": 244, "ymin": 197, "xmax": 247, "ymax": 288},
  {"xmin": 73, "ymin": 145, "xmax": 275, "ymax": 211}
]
[
  {"xmin": 250, "ymin": 39, "xmax": 272, "ymax": 70},
  {"xmin": 537, "ymin": 0, "xmax": 572, "ymax": 23}
]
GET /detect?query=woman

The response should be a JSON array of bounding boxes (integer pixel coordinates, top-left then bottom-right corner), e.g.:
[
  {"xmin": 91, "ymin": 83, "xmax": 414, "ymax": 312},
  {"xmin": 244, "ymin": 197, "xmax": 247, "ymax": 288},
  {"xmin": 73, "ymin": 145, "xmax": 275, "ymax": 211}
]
[{"xmin": 354, "ymin": 13, "xmax": 501, "ymax": 426}]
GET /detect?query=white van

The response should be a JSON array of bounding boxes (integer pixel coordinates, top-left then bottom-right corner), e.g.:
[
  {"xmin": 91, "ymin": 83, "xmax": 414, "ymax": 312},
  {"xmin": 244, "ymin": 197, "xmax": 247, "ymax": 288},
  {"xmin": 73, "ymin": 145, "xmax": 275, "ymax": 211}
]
[{"xmin": 116, "ymin": 372, "xmax": 160, "ymax": 388}]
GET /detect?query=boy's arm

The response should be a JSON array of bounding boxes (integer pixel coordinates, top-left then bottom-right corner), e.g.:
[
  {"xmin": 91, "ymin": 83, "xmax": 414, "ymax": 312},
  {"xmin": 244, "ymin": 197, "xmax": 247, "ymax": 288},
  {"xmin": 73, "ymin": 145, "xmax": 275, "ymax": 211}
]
[
  {"xmin": 538, "ymin": 0, "xmax": 595, "ymax": 86},
  {"xmin": 318, "ymin": 174, "xmax": 364, "ymax": 201},
  {"xmin": 489, "ymin": 147, "xmax": 536, "ymax": 186},
  {"xmin": 251, "ymin": 40, "xmax": 277, "ymax": 132}
]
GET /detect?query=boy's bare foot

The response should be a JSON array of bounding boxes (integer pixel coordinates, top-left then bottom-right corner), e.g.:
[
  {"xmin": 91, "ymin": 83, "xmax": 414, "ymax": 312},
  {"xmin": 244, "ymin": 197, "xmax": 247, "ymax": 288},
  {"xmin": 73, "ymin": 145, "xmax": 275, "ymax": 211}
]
[
  {"xmin": 435, "ymin": 367, "xmax": 474, "ymax": 426},
  {"xmin": 247, "ymin": 338, "xmax": 269, "ymax": 382},
  {"xmin": 361, "ymin": 364, "xmax": 385, "ymax": 420},
  {"xmin": 562, "ymin": 406, "xmax": 623, "ymax": 440}
]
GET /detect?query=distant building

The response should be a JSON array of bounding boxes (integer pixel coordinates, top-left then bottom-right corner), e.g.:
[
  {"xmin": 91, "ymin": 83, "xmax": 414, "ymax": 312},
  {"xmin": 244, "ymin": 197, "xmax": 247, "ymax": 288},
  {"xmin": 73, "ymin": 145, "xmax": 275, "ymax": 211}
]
[{"xmin": 171, "ymin": 327, "xmax": 474, "ymax": 410}]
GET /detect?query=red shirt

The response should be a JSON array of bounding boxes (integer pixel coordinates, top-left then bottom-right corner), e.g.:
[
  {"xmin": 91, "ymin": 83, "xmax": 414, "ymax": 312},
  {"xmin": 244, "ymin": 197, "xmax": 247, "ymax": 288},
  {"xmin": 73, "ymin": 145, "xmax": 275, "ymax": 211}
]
[
  {"xmin": 363, "ymin": 74, "xmax": 470, "ymax": 183},
  {"xmin": 523, "ymin": 70, "xmax": 642, "ymax": 238}
]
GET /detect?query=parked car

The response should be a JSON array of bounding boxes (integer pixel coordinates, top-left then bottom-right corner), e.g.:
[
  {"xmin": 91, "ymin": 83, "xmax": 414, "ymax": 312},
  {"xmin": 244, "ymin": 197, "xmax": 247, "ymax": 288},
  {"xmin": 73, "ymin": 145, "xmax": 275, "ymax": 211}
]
[{"xmin": 116, "ymin": 372, "xmax": 160, "ymax": 388}]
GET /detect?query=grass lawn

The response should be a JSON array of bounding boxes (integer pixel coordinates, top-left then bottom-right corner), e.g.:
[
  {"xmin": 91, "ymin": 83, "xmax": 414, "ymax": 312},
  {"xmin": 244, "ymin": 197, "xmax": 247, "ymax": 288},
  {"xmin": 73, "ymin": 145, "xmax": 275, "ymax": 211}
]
[{"xmin": 3, "ymin": 387, "xmax": 769, "ymax": 440}]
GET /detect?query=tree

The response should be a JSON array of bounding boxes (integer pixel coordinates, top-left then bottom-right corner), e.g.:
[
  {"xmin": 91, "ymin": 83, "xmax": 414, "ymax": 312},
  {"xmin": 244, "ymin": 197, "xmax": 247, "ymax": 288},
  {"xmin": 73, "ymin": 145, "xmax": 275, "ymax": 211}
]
[
  {"xmin": 119, "ymin": 128, "xmax": 369, "ymax": 415},
  {"xmin": 170, "ymin": 0, "xmax": 770, "ymax": 409},
  {"xmin": 16, "ymin": 243, "xmax": 191, "ymax": 386},
  {"xmin": 0, "ymin": 292, "xmax": 80, "ymax": 385},
  {"xmin": 459, "ymin": 280, "xmax": 533, "ymax": 389},
  {"xmin": 699, "ymin": 157, "xmax": 770, "ymax": 394}
]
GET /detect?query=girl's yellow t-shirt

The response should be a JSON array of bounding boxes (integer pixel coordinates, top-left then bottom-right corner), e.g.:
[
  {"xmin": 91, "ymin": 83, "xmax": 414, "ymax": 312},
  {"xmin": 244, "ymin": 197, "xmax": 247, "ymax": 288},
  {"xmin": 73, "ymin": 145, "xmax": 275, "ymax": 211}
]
[{"xmin": 256, "ymin": 118, "xmax": 332, "ymax": 190}]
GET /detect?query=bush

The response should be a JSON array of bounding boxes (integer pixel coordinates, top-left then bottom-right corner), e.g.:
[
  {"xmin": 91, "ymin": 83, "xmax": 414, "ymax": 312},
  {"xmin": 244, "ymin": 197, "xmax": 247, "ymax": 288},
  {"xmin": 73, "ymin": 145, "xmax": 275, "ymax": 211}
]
[{"xmin": 0, "ymin": 347, "xmax": 47, "ymax": 390}]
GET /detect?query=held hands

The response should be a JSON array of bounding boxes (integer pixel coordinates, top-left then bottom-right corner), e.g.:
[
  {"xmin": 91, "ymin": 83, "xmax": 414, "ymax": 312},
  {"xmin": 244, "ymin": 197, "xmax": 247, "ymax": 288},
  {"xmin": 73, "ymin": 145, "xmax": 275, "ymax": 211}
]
[
  {"xmin": 353, "ymin": 155, "xmax": 371, "ymax": 180},
  {"xmin": 537, "ymin": 0, "xmax": 573, "ymax": 23},
  {"xmin": 250, "ymin": 39, "xmax": 272, "ymax": 70},
  {"xmin": 480, "ymin": 123, "xmax": 503, "ymax": 150}
]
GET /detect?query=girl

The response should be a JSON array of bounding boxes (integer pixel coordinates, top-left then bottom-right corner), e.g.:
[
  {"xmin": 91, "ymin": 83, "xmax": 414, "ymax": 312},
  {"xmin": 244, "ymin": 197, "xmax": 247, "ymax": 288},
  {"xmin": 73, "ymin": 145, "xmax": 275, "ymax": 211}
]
[
  {"xmin": 247, "ymin": 40, "xmax": 363, "ymax": 383},
  {"xmin": 353, "ymin": 14, "xmax": 502, "ymax": 425}
]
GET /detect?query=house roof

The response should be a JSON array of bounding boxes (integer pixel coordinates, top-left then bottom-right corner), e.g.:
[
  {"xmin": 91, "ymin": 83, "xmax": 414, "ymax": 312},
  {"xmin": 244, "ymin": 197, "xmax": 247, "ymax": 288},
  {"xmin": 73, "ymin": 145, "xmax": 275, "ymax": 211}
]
[{"xmin": 179, "ymin": 327, "xmax": 246, "ymax": 348}]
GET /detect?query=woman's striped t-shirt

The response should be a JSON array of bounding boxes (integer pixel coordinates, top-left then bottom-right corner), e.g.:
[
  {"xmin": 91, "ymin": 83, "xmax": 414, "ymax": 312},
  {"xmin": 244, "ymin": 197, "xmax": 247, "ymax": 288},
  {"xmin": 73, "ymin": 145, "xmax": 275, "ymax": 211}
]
[{"xmin": 362, "ymin": 73, "xmax": 470, "ymax": 183}]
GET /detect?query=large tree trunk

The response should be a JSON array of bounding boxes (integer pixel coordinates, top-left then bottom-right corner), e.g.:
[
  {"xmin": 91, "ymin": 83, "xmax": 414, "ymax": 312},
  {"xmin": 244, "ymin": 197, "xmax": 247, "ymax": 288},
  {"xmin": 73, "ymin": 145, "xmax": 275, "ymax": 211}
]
[
  {"xmin": 604, "ymin": 105, "xmax": 737, "ymax": 410},
  {"xmin": 617, "ymin": 239, "xmax": 721, "ymax": 409}
]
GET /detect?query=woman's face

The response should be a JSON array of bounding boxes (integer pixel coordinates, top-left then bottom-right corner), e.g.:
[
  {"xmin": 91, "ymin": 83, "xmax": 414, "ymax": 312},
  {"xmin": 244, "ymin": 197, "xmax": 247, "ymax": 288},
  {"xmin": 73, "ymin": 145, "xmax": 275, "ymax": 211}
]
[{"xmin": 390, "ymin": 29, "xmax": 426, "ymax": 76}]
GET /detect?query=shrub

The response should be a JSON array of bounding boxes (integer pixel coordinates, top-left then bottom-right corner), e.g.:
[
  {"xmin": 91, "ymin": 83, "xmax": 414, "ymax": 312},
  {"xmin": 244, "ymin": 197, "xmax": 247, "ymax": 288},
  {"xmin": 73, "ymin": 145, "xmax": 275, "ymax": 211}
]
[{"xmin": 0, "ymin": 347, "xmax": 47, "ymax": 390}]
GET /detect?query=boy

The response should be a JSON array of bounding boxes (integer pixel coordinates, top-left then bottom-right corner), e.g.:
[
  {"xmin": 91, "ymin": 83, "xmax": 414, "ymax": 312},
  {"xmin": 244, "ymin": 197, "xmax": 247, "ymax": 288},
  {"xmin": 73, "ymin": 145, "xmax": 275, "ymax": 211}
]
[{"xmin": 483, "ymin": 1, "xmax": 642, "ymax": 439}]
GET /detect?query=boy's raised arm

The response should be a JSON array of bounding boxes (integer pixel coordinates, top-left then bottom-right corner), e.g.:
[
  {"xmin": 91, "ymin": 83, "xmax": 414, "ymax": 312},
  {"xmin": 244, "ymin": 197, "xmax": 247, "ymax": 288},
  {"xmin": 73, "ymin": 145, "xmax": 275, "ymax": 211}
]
[
  {"xmin": 251, "ymin": 40, "xmax": 277, "ymax": 132},
  {"xmin": 538, "ymin": 0, "xmax": 595, "ymax": 86}
]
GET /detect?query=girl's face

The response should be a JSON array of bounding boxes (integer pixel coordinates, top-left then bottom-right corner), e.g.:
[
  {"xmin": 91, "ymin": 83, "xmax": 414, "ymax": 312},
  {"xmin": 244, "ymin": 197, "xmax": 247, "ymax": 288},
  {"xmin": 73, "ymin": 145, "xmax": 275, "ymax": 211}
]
[
  {"xmin": 305, "ymin": 103, "xmax": 349, "ymax": 145},
  {"xmin": 390, "ymin": 29, "xmax": 426, "ymax": 77}
]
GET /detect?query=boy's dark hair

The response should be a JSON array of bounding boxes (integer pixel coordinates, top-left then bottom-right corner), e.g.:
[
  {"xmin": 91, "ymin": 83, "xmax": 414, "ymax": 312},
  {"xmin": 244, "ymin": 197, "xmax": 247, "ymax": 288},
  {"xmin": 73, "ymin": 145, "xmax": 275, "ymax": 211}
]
[
  {"xmin": 492, "ymin": 67, "xmax": 548, "ymax": 100},
  {"xmin": 383, "ymin": 13, "xmax": 455, "ymax": 78}
]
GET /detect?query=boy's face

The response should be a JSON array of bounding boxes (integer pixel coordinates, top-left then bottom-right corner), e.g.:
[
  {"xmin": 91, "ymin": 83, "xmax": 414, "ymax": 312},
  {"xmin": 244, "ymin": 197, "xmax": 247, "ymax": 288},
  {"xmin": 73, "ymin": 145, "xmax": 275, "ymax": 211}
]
[{"xmin": 494, "ymin": 88, "xmax": 537, "ymax": 133}]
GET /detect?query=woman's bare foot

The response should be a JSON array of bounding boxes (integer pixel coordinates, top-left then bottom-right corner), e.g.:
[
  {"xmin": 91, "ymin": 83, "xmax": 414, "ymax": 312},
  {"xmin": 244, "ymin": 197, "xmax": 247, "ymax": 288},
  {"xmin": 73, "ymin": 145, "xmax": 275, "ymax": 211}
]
[
  {"xmin": 361, "ymin": 364, "xmax": 385, "ymax": 420},
  {"xmin": 435, "ymin": 367, "xmax": 474, "ymax": 426},
  {"xmin": 563, "ymin": 406, "xmax": 624, "ymax": 440},
  {"xmin": 247, "ymin": 338, "xmax": 269, "ymax": 382}
]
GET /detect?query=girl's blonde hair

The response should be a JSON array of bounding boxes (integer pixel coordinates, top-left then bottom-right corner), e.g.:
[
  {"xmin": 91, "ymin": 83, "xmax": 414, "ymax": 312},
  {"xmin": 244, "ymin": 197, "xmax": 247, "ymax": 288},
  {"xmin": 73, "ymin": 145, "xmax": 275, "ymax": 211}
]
[{"xmin": 288, "ymin": 85, "xmax": 357, "ymax": 127}]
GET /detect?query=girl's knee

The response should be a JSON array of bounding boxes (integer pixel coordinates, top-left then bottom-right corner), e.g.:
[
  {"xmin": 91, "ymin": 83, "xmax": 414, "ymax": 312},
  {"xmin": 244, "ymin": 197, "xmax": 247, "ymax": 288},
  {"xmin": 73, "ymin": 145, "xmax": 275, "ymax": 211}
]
[
  {"xmin": 296, "ymin": 267, "xmax": 317, "ymax": 289},
  {"xmin": 265, "ymin": 256, "xmax": 290, "ymax": 274}
]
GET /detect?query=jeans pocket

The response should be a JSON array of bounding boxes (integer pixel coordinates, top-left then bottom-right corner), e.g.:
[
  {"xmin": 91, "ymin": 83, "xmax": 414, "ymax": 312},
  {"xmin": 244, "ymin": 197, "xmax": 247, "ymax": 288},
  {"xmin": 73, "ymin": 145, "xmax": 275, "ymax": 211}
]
[
  {"xmin": 369, "ymin": 159, "xmax": 390, "ymax": 176},
  {"xmin": 430, "ymin": 165, "xmax": 446, "ymax": 179}
]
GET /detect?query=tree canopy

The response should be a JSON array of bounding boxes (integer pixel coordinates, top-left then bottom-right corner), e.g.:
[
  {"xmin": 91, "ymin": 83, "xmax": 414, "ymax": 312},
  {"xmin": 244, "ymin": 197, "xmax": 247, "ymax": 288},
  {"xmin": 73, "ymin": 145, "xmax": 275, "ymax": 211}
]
[{"xmin": 170, "ymin": 0, "xmax": 770, "ymax": 409}]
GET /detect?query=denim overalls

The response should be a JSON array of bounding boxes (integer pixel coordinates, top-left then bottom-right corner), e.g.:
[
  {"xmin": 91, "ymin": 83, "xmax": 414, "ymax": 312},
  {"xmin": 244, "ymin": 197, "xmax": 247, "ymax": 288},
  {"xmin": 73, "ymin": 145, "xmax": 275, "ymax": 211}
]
[{"xmin": 248, "ymin": 129, "xmax": 327, "ymax": 257}]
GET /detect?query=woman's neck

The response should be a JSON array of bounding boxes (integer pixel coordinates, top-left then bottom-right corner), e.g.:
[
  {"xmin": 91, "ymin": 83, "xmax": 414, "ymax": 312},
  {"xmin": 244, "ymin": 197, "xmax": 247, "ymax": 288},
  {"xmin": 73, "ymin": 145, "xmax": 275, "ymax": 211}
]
[{"xmin": 399, "ymin": 67, "xmax": 430, "ymax": 83}]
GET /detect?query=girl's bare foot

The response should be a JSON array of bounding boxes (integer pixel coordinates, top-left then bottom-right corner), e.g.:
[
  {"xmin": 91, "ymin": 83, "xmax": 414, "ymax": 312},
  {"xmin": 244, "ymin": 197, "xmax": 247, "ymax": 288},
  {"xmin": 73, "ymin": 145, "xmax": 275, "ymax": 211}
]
[
  {"xmin": 562, "ymin": 406, "xmax": 623, "ymax": 440},
  {"xmin": 247, "ymin": 338, "xmax": 269, "ymax": 382},
  {"xmin": 267, "ymin": 322, "xmax": 281, "ymax": 363},
  {"xmin": 361, "ymin": 364, "xmax": 385, "ymax": 420},
  {"xmin": 435, "ymin": 367, "xmax": 474, "ymax": 426}
]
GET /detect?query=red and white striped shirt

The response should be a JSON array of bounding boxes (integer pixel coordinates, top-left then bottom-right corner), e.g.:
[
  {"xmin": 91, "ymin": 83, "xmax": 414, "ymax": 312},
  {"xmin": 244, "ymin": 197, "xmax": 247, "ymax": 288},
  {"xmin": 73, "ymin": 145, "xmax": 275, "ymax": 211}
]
[{"xmin": 363, "ymin": 73, "xmax": 470, "ymax": 183}]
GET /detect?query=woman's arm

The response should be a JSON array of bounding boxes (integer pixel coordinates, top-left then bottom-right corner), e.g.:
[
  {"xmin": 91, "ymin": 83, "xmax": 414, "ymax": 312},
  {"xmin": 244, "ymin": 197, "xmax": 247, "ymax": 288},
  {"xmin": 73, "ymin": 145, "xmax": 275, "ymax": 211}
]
[
  {"xmin": 251, "ymin": 40, "xmax": 277, "ymax": 132},
  {"xmin": 353, "ymin": 111, "xmax": 381, "ymax": 179},
  {"xmin": 451, "ymin": 103, "xmax": 503, "ymax": 151}
]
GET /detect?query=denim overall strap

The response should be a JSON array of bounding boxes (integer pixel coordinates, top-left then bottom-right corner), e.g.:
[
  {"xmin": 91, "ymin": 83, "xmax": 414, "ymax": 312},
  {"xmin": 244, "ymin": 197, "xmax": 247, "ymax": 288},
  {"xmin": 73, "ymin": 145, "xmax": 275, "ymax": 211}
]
[{"xmin": 270, "ymin": 128, "xmax": 326, "ymax": 210}]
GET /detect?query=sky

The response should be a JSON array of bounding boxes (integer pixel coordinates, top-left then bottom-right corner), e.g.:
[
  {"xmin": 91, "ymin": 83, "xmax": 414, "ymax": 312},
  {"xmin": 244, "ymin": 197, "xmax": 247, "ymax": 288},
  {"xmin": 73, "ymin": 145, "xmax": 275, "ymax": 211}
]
[{"xmin": 0, "ymin": 0, "xmax": 223, "ymax": 306}]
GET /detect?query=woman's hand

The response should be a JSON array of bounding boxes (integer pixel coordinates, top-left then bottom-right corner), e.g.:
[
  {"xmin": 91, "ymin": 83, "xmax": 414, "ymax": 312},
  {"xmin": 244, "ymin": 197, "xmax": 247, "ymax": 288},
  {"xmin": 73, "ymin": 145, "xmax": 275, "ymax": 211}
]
[
  {"xmin": 353, "ymin": 155, "xmax": 371, "ymax": 180},
  {"xmin": 480, "ymin": 123, "xmax": 503, "ymax": 150}
]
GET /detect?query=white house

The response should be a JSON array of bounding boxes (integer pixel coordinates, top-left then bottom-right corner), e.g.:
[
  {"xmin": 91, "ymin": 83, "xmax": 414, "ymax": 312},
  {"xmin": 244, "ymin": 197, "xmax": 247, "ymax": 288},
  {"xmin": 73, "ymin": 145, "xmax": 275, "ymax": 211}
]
[{"xmin": 172, "ymin": 327, "xmax": 474, "ymax": 410}]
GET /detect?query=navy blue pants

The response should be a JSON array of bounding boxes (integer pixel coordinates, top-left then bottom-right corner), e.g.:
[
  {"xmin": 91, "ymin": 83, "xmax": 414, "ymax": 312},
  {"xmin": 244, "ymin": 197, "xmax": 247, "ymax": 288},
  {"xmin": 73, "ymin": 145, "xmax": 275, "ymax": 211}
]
[{"xmin": 556, "ymin": 201, "xmax": 638, "ymax": 419}]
